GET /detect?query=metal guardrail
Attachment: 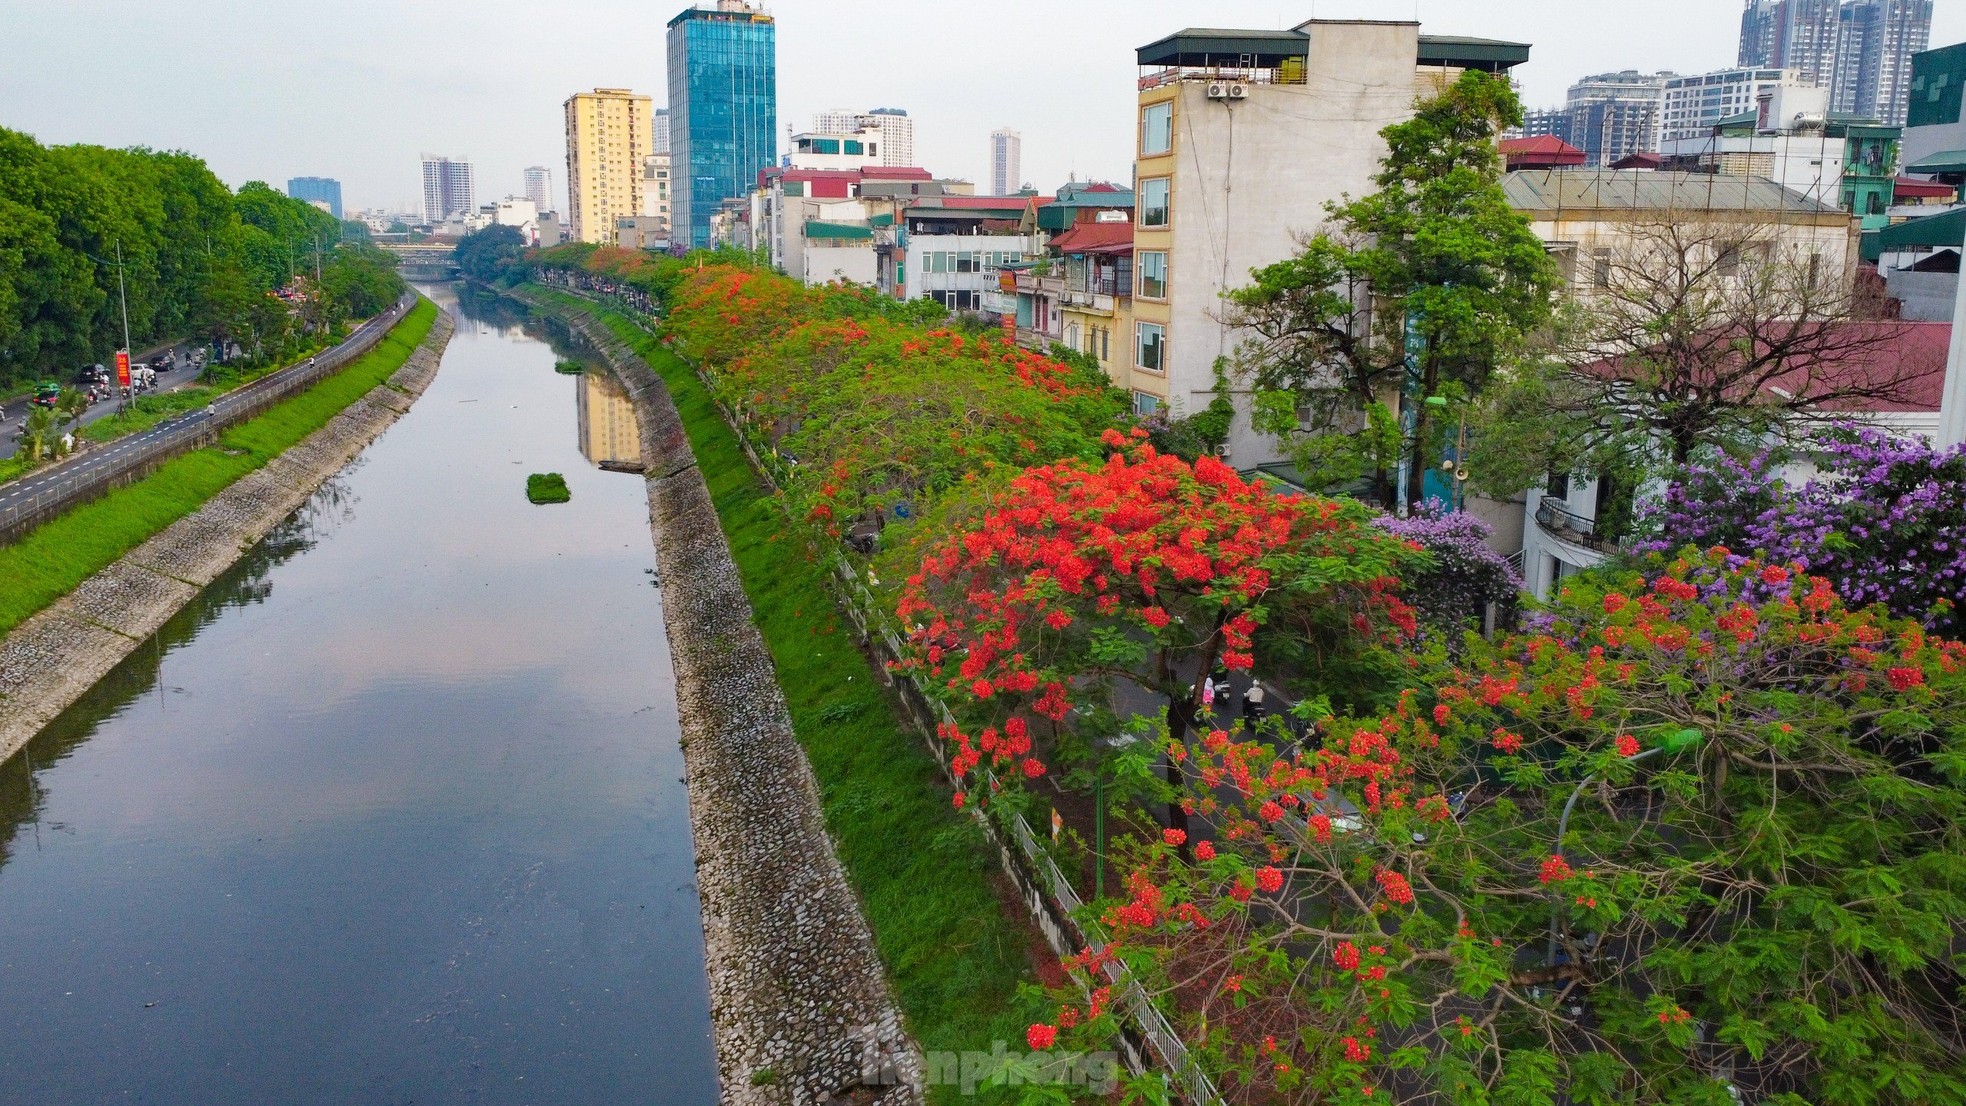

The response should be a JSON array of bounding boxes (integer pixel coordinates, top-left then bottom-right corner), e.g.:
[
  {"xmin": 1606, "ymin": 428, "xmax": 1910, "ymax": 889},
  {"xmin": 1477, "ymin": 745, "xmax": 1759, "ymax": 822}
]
[
  {"xmin": 1533, "ymin": 495, "xmax": 1617, "ymax": 554},
  {"xmin": 533, "ymin": 285, "xmax": 1224, "ymax": 1106},
  {"xmin": 0, "ymin": 293, "xmax": 418, "ymax": 545}
]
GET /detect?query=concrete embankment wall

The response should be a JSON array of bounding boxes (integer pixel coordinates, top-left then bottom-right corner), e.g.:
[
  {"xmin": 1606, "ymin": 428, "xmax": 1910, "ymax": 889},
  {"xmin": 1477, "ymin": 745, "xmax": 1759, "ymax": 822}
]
[
  {"xmin": 0, "ymin": 312, "xmax": 456, "ymax": 764},
  {"xmin": 523, "ymin": 289, "xmax": 924, "ymax": 1106}
]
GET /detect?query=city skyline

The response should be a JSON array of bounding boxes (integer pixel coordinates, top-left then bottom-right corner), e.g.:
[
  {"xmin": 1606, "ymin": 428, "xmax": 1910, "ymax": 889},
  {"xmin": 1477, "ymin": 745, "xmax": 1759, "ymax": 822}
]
[{"xmin": 4, "ymin": 0, "xmax": 1965, "ymax": 213}]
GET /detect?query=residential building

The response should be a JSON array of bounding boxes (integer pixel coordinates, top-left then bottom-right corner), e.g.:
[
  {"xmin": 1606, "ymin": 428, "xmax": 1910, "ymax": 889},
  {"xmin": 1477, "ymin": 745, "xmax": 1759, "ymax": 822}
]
[
  {"xmin": 537, "ymin": 212, "xmax": 565, "ymax": 247},
  {"xmin": 876, "ymin": 195, "xmax": 1047, "ymax": 314},
  {"xmin": 1739, "ymin": 1, "xmax": 1933, "ymax": 123},
  {"xmin": 1010, "ymin": 221, "xmax": 1138, "ymax": 400},
  {"xmin": 641, "ymin": 153, "xmax": 673, "ymax": 242},
  {"xmin": 287, "ymin": 176, "xmax": 343, "ymax": 219},
  {"xmin": 788, "ymin": 128, "xmax": 886, "ymax": 172},
  {"xmin": 1740, "ymin": 0, "xmax": 1844, "ymax": 86},
  {"xmin": 990, "ymin": 128, "xmax": 1022, "ymax": 195},
  {"xmin": 1131, "ymin": 20, "xmax": 1531, "ymax": 461},
  {"xmin": 668, "ymin": 0, "xmax": 778, "ymax": 250},
  {"xmin": 1505, "ymin": 169, "xmax": 1868, "ymax": 597},
  {"xmin": 523, "ymin": 166, "xmax": 553, "ymax": 215},
  {"xmin": 564, "ymin": 87, "xmax": 652, "ymax": 245},
  {"xmin": 813, "ymin": 107, "xmax": 915, "ymax": 168},
  {"xmin": 616, "ymin": 216, "xmax": 671, "ymax": 251},
  {"xmin": 1562, "ymin": 71, "xmax": 1675, "ymax": 165},
  {"xmin": 652, "ymin": 107, "xmax": 671, "ymax": 155},
  {"xmin": 1499, "ymin": 136, "xmax": 1587, "ymax": 171},
  {"xmin": 1834, "ymin": 0, "xmax": 1934, "ymax": 124},
  {"xmin": 491, "ymin": 197, "xmax": 540, "ymax": 243},
  {"xmin": 1657, "ymin": 84, "xmax": 1901, "ymax": 226},
  {"xmin": 420, "ymin": 155, "xmax": 475, "ymax": 225},
  {"xmin": 1662, "ymin": 67, "xmax": 1810, "ymax": 141}
]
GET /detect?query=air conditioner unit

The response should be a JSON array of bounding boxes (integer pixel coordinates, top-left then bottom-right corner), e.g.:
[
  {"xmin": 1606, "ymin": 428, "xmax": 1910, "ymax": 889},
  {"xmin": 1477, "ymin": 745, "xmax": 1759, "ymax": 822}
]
[
  {"xmin": 1213, "ymin": 444, "xmax": 1232, "ymax": 459},
  {"xmin": 1227, "ymin": 84, "xmax": 1250, "ymax": 100},
  {"xmin": 1206, "ymin": 83, "xmax": 1229, "ymax": 100}
]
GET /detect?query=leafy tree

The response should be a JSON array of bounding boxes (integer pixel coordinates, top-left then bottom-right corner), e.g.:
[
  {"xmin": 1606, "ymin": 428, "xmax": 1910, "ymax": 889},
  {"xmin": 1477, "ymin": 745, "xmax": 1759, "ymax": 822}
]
[
  {"xmin": 1025, "ymin": 550, "xmax": 1966, "ymax": 1106},
  {"xmin": 895, "ymin": 436, "xmax": 1421, "ymax": 839},
  {"xmin": 1140, "ymin": 360, "xmax": 1237, "ymax": 462},
  {"xmin": 455, "ymin": 224, "xmax": 528, "ymax": 285},
  {"xmin": 1372, "ymin": 502, "xmax": 1522, "ymax": 638},
  {"xmin": 1228, "ymin": 71, "xmax": 1558, "ymax": 506},
  {"xmin": 1475, "ymin": 219, "xmax": 1939, "ymax": 494}
]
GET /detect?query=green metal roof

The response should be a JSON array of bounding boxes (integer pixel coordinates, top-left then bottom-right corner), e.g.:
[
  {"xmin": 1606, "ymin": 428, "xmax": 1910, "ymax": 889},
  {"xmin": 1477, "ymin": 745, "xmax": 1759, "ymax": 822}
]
[
  {"xmin": 1136, "ymin": 26, "xmax": 1528, "ymax": 72},
  {"xmin": 1416, "ymin": 34, "xmax": 1531, "ymax": 71},
  {"xmin": 1862, "ymin": 206, "xmax": 1966, "ymax": 262},
  {"xmin": 1906, "ymin": 149, "xmax": 1966, "ymax": 174},
  {"xmin": 805, "ymin": 220, "xmax": 873, "ymax": 241}
]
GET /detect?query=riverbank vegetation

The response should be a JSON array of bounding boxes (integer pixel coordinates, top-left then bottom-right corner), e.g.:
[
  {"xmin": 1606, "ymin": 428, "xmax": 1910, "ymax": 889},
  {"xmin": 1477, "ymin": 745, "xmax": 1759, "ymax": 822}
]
[
  {"xmin": 523, "ymin": 237, "xmax": 1966, "ymax": 1105},
  {"xmin": 0, "ymin": 127, "xmax": 404, "ymax": 394},
  {"xmin": 0, "ymin": 299, "xmax": 437, "ymax": 636}
]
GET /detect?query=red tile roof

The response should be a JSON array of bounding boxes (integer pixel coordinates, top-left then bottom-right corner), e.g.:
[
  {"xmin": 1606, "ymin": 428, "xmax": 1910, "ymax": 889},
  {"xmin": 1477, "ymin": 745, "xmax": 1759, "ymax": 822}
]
[
  {"xmin": 1050, "ymin": 222, "xmax": 1135, "ymax": 254},
  {"xmin": 1766, "ymin": 322, "xmax": 1951, "ymax": 413},
  {"xmin": 1499, "ymin": 135, "xmax": 1587, "ymax": 168}
]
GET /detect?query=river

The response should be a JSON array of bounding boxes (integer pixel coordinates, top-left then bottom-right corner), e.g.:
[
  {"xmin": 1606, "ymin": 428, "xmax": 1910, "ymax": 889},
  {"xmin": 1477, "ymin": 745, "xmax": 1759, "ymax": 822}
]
[{"xmin": 0, "ymin": 286, "xmax": 718, "ymax": 1104}]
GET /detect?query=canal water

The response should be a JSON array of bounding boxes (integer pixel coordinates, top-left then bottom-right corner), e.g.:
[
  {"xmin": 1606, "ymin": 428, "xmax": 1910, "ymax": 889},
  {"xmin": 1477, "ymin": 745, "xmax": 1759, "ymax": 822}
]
[{"xmin": 0, "ymin": 286, "xmax": 717, "ymax": 1104}]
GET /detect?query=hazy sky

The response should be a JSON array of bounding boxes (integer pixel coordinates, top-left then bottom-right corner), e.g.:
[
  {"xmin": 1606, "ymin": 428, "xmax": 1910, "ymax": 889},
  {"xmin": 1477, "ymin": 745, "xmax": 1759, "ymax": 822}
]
[{"xmin": 3, "ymin": 0, "xmax": 1962, "ymax": 214}]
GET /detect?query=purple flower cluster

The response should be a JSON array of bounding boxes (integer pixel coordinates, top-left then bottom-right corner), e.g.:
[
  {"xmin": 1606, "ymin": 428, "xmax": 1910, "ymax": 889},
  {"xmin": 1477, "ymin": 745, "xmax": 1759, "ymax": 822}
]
[
  {"xmin": 1636, "ymin": 425, "xmax": 1966, "ymax": 633},
  {"xmin": 1375, "ymin": 504, "xmax": 1524, "ymax": 635}
]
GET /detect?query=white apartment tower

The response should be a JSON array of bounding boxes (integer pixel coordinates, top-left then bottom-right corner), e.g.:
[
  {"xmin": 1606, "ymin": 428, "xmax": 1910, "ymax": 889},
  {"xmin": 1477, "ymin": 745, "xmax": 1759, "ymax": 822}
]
[
  {"xmin": 421, "ymin": 155, "xmax": 475, "ymax": 224},
  {"xmin": 523, "ymin": 166, "xmax": 553, "ymax": 215},
  {"xmin": 652, "ymin": 107, "xmax": 671, "ymax": 156},
  {"xmin": 990, "ymin": 127, "xmax": 1022, "ymax": 195}
]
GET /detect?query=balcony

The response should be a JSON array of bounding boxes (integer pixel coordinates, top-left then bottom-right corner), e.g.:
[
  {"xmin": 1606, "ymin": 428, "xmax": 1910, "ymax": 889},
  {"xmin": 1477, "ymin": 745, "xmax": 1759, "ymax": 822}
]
[{"xmin": 1534, "ymin": 496, "xmax": 1618, "ymax": 555}]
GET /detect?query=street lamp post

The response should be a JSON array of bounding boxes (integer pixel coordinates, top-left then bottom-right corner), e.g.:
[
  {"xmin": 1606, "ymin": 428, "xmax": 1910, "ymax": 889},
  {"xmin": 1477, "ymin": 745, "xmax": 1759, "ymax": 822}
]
[{"xmin": 115, "ymin": 240, "xmax": 134, "ymax": 413}]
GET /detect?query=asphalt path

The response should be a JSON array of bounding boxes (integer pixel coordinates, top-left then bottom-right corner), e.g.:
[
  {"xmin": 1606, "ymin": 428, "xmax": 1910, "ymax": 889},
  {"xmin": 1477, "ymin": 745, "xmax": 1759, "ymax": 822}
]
[
  {"xmin": 0, "ymin": 340, "xmax": 209, "ymax": 461},
  {"xmin": 0, "ymin": 301, "xmax": 409, "ymax": 519}
]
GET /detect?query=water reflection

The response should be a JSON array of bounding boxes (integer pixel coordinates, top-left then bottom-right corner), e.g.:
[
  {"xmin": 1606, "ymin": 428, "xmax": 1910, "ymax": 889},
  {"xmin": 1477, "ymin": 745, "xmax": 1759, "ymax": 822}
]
[
  {"xmin": 0, "ymin": 284, "xmax": 716, "ymax": 1105},
  {"xmin": 578, "ymin": 372, "xmax": 644, "ymax": 472}
]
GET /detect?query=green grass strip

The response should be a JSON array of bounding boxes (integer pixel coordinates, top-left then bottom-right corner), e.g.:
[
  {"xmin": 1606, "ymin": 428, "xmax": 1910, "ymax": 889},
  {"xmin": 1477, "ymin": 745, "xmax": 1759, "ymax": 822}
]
[
  {"xmin": 0, "ymin": 299, "xmax": 438, "ymax": 636},
  {"xmin": 541, "ymin": 290, "xmax": 1040, "ymax": 1097}
]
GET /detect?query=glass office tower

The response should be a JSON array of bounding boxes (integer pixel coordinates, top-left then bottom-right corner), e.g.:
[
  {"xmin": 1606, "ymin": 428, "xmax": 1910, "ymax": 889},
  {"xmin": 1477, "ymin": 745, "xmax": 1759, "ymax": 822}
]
[
  {"xmin": 667, "ymin": 1, "xmax": 777, "ymax": 250},
  {"xmin": 287, "ymin": 176, "xmax": 343, "ymax": 219}
]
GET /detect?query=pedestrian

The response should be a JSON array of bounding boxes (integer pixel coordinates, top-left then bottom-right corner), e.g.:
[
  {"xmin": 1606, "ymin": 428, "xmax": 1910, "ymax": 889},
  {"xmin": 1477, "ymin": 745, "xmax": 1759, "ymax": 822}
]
[
  {"xmin": 1243, "ymin": 683, "xmax": 1266, "ymax": 723},
  {"xmin": 205, "ymin": 403, "xmax": 217, "ymax": 419},
  {"xmin": 1201, "ymin": 676, "xmax": 1217, "ymax": 713}
]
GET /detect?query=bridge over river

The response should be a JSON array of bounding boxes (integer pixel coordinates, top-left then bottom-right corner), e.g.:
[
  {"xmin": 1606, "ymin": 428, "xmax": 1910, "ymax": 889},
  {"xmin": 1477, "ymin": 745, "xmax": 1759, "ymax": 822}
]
[{"xmin": 378, "ymin": 242, "xmax": 460, "ymax": 280}]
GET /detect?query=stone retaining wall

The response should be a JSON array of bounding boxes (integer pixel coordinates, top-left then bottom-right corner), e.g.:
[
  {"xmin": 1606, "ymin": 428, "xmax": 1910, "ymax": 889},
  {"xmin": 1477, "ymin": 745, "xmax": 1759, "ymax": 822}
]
[
  {"xmin": 523, "ymin": 289, "xmax": 925, "ymax": 1106},
  {"xmin": 0, "ymin": 311, "xmax": 456, "ymax": 764}
]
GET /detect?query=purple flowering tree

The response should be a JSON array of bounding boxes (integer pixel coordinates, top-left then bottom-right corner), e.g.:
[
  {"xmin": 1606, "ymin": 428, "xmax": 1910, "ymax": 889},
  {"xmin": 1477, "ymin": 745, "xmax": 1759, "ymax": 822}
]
[
  {"xmin": 1373, "ymin": 503, "xmax": 1523, "ymax": 636},
  {"xmin": 1637, "ymin": 425, "xmax": 1966, "ymax": 633}
]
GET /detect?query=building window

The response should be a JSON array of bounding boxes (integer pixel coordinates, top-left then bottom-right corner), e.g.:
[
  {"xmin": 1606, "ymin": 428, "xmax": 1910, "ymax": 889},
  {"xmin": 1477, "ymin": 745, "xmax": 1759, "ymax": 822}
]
[
  {"xmin": 1140, "ymin": 178, "xmax": 1170, "ymax": 228},
  {"xmin": 1138, "ymin": 250, "xmax": 1168, "ymax": 300},
  {"xmin": 1137, "ymin": 322, "xmax": 1165, "ymax": 373},
  {"xmin": 1133, "ymin": 391, "xmax": 1161, "ymax": 416},
  {"xmin": 1141, "ymin": 102, "xmax": 1173, "ymax": 156}
]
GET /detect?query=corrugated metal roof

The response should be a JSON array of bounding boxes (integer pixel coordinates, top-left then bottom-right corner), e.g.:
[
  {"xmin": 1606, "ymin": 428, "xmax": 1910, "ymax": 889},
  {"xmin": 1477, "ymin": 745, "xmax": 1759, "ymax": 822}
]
[
  {"xmin": 1906, "ymin": 149, "xmax": 1966, "ymax": 173},
  {"xmin": 805, "ymin": 221, "xmax": 874, "ymax": 241},
  {"xmin": 1864, "ymin": 205, "xmax": 1966, "ymax": 259},
  {"xmin": 1502, "ymin": 170, "xmax": 1845, "ymax": 215}
]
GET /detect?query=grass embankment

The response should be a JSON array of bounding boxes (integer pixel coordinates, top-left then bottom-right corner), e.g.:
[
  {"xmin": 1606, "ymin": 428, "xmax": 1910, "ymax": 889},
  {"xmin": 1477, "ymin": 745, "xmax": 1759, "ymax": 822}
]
[
  {"xmin": 0, "ymin": 299, "xmax": 438, "ymax": 637},
  {"xmin": 79, "ymin": 386, "xmax": 218, "ymax": 443},
  {"xmin": 549, "ymin": 291, "xmax": 1041, "ymax": 1088}
]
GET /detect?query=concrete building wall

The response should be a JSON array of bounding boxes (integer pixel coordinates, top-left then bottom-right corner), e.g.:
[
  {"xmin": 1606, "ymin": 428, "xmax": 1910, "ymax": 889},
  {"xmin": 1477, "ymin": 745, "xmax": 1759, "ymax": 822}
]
[
  {"xmin": 803, "ymin": 246, "xmax": 878, "ymax": 287},
  {"xmin": 1884, "ymin": 266, "xmax": 1958, "ymax": 319},
  {"xmin": 1146, "ymin": 21, "xmax": 1424, "ymax": 465}
]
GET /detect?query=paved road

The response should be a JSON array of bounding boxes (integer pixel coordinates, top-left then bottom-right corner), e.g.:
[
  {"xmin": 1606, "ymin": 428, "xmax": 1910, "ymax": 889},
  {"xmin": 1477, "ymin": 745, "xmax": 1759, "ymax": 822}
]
[
  {"xmin": 0, "ymin": 300, "xmax": 410, "ymax": 527},
  {"xmin": 0, "ymin": 341, "xmax": 209, "ymax": 461}
]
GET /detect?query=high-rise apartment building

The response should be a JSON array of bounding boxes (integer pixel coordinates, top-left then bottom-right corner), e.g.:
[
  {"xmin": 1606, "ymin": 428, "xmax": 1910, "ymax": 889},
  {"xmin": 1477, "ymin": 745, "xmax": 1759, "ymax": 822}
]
[
  {"xmin": 523, "ymin": 166, "xmax": 553, "ymax": 215},
  {"xmin": 652, "ymin": 107, "xmax": 672, "ymax": 155},
  {"xmin": 1834, "ymin": 0, "xmax": 1934, "ymax": 124},
  {"xmin": 420, "ymin": 156, "xmax": 475, "ymax": 224},
  {"xmin": 641, "ymin": 153, "xmax": 673, "ymax": 241},
  {"xmin": 990, "ymin": 128, "xmax": 1022, "ymax": 195},
  {"xmin": 564, "ymin": 87, "xmax": 653, "ymax": 244},
  {"xmin": 1739, "ymin": 0, "xmax": 1933, "ymax": 124},
  {"xmin": 667, "ymin": 0, "xmax": 777, "ymax": 250},
  {"xmin": 1536, "ymin": 71, "xmax": 1675, "ymax": 164},
  {"xmin": 287, "ymin": 176, "xmax": 343, "ymax": 219},
  {"xmin": 813, "ymin": 107, "xmax": 916, "ymax": 168}
]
